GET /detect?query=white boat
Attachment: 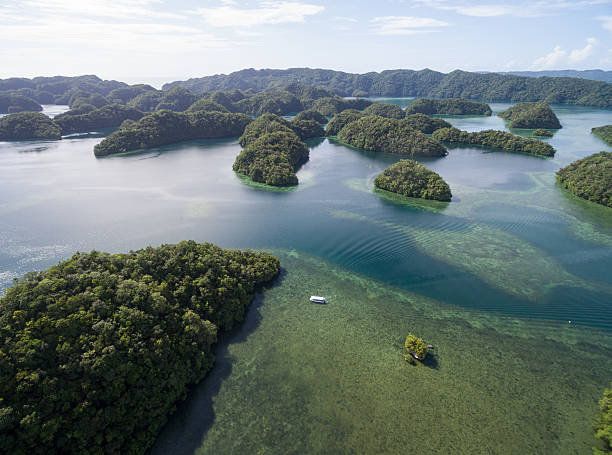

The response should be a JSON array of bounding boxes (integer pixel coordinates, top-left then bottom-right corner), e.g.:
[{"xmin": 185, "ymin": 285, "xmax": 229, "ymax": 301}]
[{"xmin": 309, "ymin": 295, "xmax": 327, "ymax": 304}]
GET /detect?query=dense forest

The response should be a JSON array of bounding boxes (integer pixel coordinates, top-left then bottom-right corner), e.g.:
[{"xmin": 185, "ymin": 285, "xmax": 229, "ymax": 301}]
[
  {"xmin": 592, "ymin": 125, "xmax": 612, "ymax": 146},
  {"xmin": 0, "ymin": 241, "xmax": 280, "ymax": 455},
  {"xmin": 432, "ymin": 127, "xmax": 556, "ymax": 157},
  {"xmin": 233, "ymin": 113, "xmax": 315, "ymax": 186},
  {"xmin": 401, "ymin": 113, "xmax": 452, "ymax": 134},
  {"xmin": 53, "ymin": 104, "xmax": 144, "ymax": 134},
  {"xmin": 325, "ymin": 109, "xmax": 364, "ymax": 136},
  {"xmin": 362, "ymin": 102, "xmax": 405, "ymax": 119},
  {"xmin": 532, "ymin": 128, "xmax": 554, "ymax": 137},
  {"xmin": 556, "ymin": 151, "xmax": 612, "ymax": 207},
  {"xmin": 405, "ymin": 98, "xmax": 492, "ymax": 115},
  {"xmin": 338, "ymin": 115, "xmax": 447, "ymax": 157},
  {"xmin": 0, "ymin": 93, "xmax": 43, "ymax": 114},
  {"xmin": 94, "ymin": 110, "xmax": 252, "ymax": 157},
  {"xmin": 162, "ymin": 68, "xmax": 612, "ymax": 108},
  {"xmin": 593, "ymin": 383, "xmax": 612, "ymax": 454},
  {"xmin": 0, "ymin": 112, "xmax": 62, "ymax": 140},
  {"xmin": 374, "ymin": 159, "xmax": 452, "ymax": 201},
  {"xmin": 498, "ymin": 102, "xmax": 562, "ymax": 129}
]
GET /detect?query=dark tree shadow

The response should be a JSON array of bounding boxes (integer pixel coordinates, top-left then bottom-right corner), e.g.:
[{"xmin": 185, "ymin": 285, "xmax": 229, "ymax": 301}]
[{"xmin": 147, "ymin": 268, "xmax": 287, "ymax": 455}]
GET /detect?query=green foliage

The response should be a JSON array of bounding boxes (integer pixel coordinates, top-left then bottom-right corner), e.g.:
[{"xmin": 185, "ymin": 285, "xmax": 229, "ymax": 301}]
[
  {"xmin": 363, "ymin": 102, "xmax": 405, "ymax": 119},
  {"xmin": 0, "ymin": 241, "xmax": 280, "ymax": 455},
  {"xmin": 233, "ymin": 130, "xmax": 309, "ymax": 186},
  {"xmin": 401, "ymin": 113, "xmax": 452, "ymax": 134},
  {"xmin": 94, "ymin": 110, "xmax": 252, "ymax": 156},
  {"xmin": 403, "ymin": 334, "xmax": 428, "ymax": 361},
  {"xmin": 556, "ymin": 151, "xmax": 612, "ymax": 208},
  {"xmin": 154, "ymin": 86, "xmax": 199, "ymax": 112},
  {"xmin": 374, "ymin": 159, "xmax": 452, "ymax": 201},
  {"xmin": 325, "ymin": 109, "xmax": 364, "ymax": 136},
  {"xmin": 338, "ymin": 115, "xmax": 447, "ymax": 157},
  {"xmin": 432, "ymin": 127, "xmax": 556, "ymax": 157},
  {"xmin": 0, "ymin": 112, "xmax": 62, "ymax": 140},
  {"xmin": 234, "ymin": 90, "xmax": 303, "ymax": 116},
  {"xmin": 0, "ymin": 93, "xmax": 43, "ymax": 114},
  {"xmin": 68, "ymin": 93, "xmax": 109, "ymax": 109},
  {"xmin": 163, "ymin": 67, "xmax": 612, "ymax": 107},
  {"xmin": 593, "ymin": 383, "xmax": 612, "ymax": 454},
  {"xmin": 127, "ymin": 90, "xmax": 163, "ymax": 112},
  {"xmin": 294, "ymin": 110, "xmax": 327, "ymax": 125},
  {"xmin": 592, "ymin": 125, "xmax": 612, "ymax": 146},
  {"xmin": 290, "ymin": 119, "xmax": 324, "ymax": 141},
  {"xmin": 532, "ymin": 128, "xmax": 553, "ymax": 137},
  {"xmin": 53, "ymin": 104, "xmax": 144, "ymax": 134},
  {"xmin": 406, "ymin": 98, "xmax": 492, "ymax": 116},
  {"xmin": 238, "ymin": 113, "xmax": 295, "ymax": 147},
  {"xmin": 498, "ymin": 102, "xmax": 562, "ymax": 129},
  {"xmin": 311, "ymin": 97, "xmax": 372, "ymax": 116},
  {"xmin": 186, "ymin": 98, "xmax": 230, "ymax": 113},
  {"xmin": 107, "ymin": 85, "xmax": 156, "ymax": 104}
]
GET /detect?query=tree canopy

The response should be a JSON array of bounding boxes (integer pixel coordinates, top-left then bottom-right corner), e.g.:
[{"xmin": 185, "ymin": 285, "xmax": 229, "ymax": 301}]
[
  {"xmin": 498, "ymin": 102, "xmax": 562, "ymax": 129},
  {"xmin": 401, "ymin": 113, "xmax": 452, "ymax": 134},
  {"xmin": 432, "ymin": 127, "xmax": 556, "ymax": 157},
  {"xmin": 0, "ymin": 93, "xmax": 43, "ymax": 114},
  {"xmin": 593, "ymin": 383, "xmax": 612, "ymax": 454},
  {"xmin": 325, "ymin": 109, "xmax": 364, "ymax": 136},
  {"xmin": 0, "ymin": 241, "xmax": 279, "ymax": 455},
  {"xmin": 406, "ymin": 98, "xmax": 492, "ymax": 116},
  {"xmin": 0, "ymin": 112, "xmax": 62, "ymax": 140},
  {"xmin": 293, "ymin": 110, "xmax": 327, "ymax": 125},
  {"xmin": 53, "ymin": 104, "xmax": 144, "ymax": 134},
  {"xmin": 363, "ymin": 102, "xmax": 405, "ymax": 119},
  {"xmin": 374, "ymin": 159, "xmax": 452, "ymax": 201},
  {"xmin": 403, "ymin": 334, "xmax": 428, "ymax": 362},
  {"xmin": 556, "ymin": 151, "xmax": 612, "ymax": 208},
  {"xmin": 338, "ymin": 115, "xmax": 448, "ymax": 157},
  {"xmin": 532, "ymin": 128, "xmax": 553, "ymax": 137},
  {"xmin": 592, "ymin": 125, "xmax": 612, "ymax": 146}
]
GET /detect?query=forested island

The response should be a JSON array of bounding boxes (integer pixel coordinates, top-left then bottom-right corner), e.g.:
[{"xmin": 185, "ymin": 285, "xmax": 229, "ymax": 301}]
[
  {"xmin": 0, "ymin": 112, "xmax": 62, "ymax": 140},
  {"xmin": 94, "ymin": 110, "xmax": 252, "ymax": 157},
  {"xmin": 338, "ymin": 115, "xmax": 447, "ymax": 157},
  {"xmin": 0, "ymin": 241, "xmax": 280, "ymax": 455},
  {"xmin": 556, "ymin": 151, "xmax": 611, "ymax": 207},
  {"xmin": 374, "ymin": 159, "xmax": 452, "ymax": 201},
  {"xmin": 402, "ymin": 113, "xmax": 452, "ymax": 134},
  {"xmin": 592, "ymin": 125, "xmax": 612, "ymax": 146},
  {"xmin": 363, "ymin": 102, "xmax": 405, "ymax": 119},
  {"xmin": 53, "ymin": 104, "xmax": 144, "ymax": 134},
  {"xmin": 498, "ymin": 102, "xmax": 562, "ymax": 129},
  {"xmin": 405, "ymin": 98, "xmax": 492, "ymax": 116},
  {"xmin": 161, "ymin": 67, "xmax": 612, "ymax": 108},
  {"xmin": 233, "ymin": 113, "xmax": 315, "ymax": 186},
  {"xmin": 533, "ymin": 129, "xmax": 554, "ymax": 137},
  {"xmin": 0, "ymin": 93, "xmax": 43, "ymax": 114},
  {"xmin": 325, "ymin": 109, "xmax": 364, "ymax": 136},
  {"xmin": 594, "ymin": 383, "xmax": 612, "ymax": 454},
  {"xmin": 432, "ymin": 127, "xmax": 556, "ymax": 157}
]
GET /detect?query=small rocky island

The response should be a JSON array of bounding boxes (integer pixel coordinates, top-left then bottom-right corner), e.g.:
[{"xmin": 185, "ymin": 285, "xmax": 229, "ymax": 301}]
[
  {"xmin": 498, "ymin": 102, "xmax": 562, "ymax": 129},
  {"xmin": 533, "ymin": 128, "xmax": 554, "ymax": 137},
  {"xmin": 338, "ymin": 115, "xmax": 448, "ymax": 157},
  {"xmin": 405, "ymin": 98, "xmax": 492, "ymax": 116},
  {"xmin": 374, "ymin": 159, "xmax": 452, "ymax": 201},
  {"xmin": 233, "ymin": 113, "xmax": 317, "ymax": 186},
  {"xmin": 556, "ymin": 151, "xmax": 611, "ymax": 207},
  {"xmin": 432, "ymin": 126, "xmax": 556, "ymax": 157},
  {"xmin": 0, "ymin": 111, "xmax": 62, "ymax": 140},
  {"xmin": 592, "ymin": 125, "xmax": 612, "ymax": 146},
  {"xmin": 401, "ymin": 113, "xmax": 452, "ymax": 134},
  {"xmin": 54, "ymin": 104, "xmax": 144, "ymax": 134},
  {"xmin": 363, "ymin": 102, "xmax": 405, "ymax": 119}
]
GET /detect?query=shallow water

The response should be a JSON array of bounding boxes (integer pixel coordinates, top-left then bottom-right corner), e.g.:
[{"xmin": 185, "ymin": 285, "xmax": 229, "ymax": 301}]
[{"xmin": 0, "ymin": 101, "xmax": 611, "ymax": 453}]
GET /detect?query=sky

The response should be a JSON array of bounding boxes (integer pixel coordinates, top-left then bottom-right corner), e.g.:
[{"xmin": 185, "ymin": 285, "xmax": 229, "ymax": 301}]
[{"xmin": 0, "ymin": 0, "xmax": 611, "ymax": 87}]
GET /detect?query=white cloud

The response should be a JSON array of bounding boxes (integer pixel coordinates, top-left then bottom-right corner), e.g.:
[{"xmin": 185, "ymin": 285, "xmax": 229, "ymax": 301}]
[
  {"xmin": 370, "ymin": 16, "xmax": 449, "ymax": 35},
  {"xmin": 532, "ymin": 38, "xmax": 599, "ymax": 69},
  {"xmin": 22, "ymin": 0, "xmax": 185, "ymax": 20},
  {"xmin": 599, "ymin": 15, "xmax": 612, "ymax": 31},
  {"xmin": 191, "ymin": 1, "xmax": 324, "ymax": 28},
  {"xmin": 411, "ymin": 0, "xmax": 612, "ymax": 17}
]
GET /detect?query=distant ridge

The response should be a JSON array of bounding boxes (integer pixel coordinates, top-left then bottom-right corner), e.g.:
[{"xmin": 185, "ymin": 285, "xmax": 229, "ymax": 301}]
[
  {"xmin": 494, "ymin": 69, "xmax": 612, "ymax": 84},
  {"xmin": 163, "ymin": 67, "xmax": 612, "ymax": 108}
]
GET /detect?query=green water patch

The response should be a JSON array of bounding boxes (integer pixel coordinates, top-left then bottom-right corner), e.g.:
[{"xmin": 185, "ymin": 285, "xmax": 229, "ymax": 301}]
[
  {"xmin": 330, "ymin": 209, "xmax": 601, "ymax": 302},
  {"xmin": 151, "ymin": 250, "xmax": 612, "ymax": 455}
]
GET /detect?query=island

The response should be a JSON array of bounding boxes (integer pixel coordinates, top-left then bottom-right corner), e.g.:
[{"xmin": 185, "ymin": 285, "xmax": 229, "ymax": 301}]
[
  {"xmin": 0, "ymin": 241, "xmax": 279, "ymax": 455},
  {"xmin": 0, "ymin": 112, "xmax": 62, "ymax": 140},
  {"xmin": 592, "ymin": 125, "xmax": 612, "ymax": 146},
  {"xmin": 233, "ymin": 114, "xmax": 313, "ymax": 186},
  {"xmin": 401, "ymin": 113, "xmax": 452, "ymax": 134},
  {"xmin": 556, "ymin": 151, "xmax": 611, "ymax": 208},
  {"xmin": 93, "ymin": 110, "xmax": 252, "ymax": 157},
  {"xmin": 293, "ymin": 110, "xmax": 327, "ymax": 125},
  {"xmin": 0, "ymin": 93, "xmax": 43, "ymax": 114},
  {"xmin": 432, "ymin": 127, "xmax": 556, "ymax": 157},
  {"xmin": 403, "ymin": 334, "xmax": 428, "ymax": 362},
  {"xmin": 532, "ymin": 128, "xmax": 554, "ymax": 137},
  {"xmin": 186, "ymin": 98, "xmax": 230, "ymax": 113},
  {"xmin": 405, "ymin": 98, "xmax": 492, "ymax": 116},
  {"xmin": 325, "ymin": 109, "xmax": 364, "ymax": 136},
  {"xmin": 53, "ymin": 104, "xmax": 144, "ymax": 134},
  {"xmin": 363, "ymin": 102, "xmax": 405, "ymax": 119},
  {"xmin": 374, "ymin": 159, "xmax": 452, "ymax": 201},
  {"xmin": 337, "ymin": 115, "xmax": 448, "ymax": 157},
  {"xmin": 498, "ymin": 102, "xmax": 562, "ymax": 129},
  {"xmin": 593, "ymin": 383, "xmax": 612, "ymax": 454},
  {"xmin": 310, "ymin": 97, "xmax": 372, "ymax": 116}
]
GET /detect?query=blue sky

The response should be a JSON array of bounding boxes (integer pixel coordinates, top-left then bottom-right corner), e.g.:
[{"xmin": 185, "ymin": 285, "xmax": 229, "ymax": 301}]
[{"xmin": 0, "ymin": 0, "xmax": 611, "ymax": 86}]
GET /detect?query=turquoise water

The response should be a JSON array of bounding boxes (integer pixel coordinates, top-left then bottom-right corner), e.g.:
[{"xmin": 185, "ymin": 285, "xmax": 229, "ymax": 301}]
[{"xmin": 0, "ymin": 101, "xmax": 611, "ymax": 453}]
